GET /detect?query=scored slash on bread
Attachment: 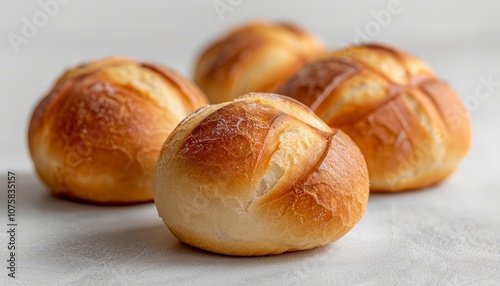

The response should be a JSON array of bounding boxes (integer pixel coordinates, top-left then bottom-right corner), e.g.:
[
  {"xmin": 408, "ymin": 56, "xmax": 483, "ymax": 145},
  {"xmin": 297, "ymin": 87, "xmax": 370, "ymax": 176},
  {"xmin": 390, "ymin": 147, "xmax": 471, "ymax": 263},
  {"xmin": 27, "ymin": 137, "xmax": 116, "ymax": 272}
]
[
  {"xmin": 154, "ymin": 93, "xmax": 369, "ymax": 256},
  {"xmin": 276, "ymin": 44, "xmax": 471, "ymax": 192},
  {"xmin": 28, "ymin": 57, "xmax": 209, "ymax": 204},
  {"xmin": 194, "ymin": 21, "xmax": 325, "ymax": 104}
]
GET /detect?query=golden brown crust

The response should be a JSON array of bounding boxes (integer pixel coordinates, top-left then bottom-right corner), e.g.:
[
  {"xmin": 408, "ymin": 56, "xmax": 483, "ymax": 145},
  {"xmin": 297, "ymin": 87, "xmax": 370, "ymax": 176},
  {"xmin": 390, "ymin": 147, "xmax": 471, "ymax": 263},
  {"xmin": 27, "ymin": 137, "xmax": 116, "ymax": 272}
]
[
  {"xmin": 177, "ymin": 101, "xmax": 284, "ymax": 190},
  {"xmin": 141, "ymin": 63, "xmax": 207, "ymax": 111},
  {"xmin": 276, "ymin": 44, "xmax": 471, "ymax": 192},
  {"xmin": 194, "ymin": 21, "xmax": 324, "ymax": 103},
  {"xmin": 28, "ymin": 57, "xmax": 209, "ymax": 204},
  {"xmin": 154, "ymin": 93, "xmax": 369, "ymax": 256}
]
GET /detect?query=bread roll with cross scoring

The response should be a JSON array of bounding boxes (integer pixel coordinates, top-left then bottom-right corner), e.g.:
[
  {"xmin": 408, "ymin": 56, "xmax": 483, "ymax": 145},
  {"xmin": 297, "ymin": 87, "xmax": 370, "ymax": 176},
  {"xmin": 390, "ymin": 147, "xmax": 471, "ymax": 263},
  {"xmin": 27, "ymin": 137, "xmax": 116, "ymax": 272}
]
[
  {"xmin": 154, "ymin": 92, "xmax": 369, "ymax": 256},
  {"xmin": 194, "ymin": 20, "xmax": 324, "ymax": 103},
  {"xmin": 28, "ymin": 57, "xmax": 209, "ymax": 204},
  {"xmin": 276, "ymin": 44, "xmax": 471, "ymax": 192}
]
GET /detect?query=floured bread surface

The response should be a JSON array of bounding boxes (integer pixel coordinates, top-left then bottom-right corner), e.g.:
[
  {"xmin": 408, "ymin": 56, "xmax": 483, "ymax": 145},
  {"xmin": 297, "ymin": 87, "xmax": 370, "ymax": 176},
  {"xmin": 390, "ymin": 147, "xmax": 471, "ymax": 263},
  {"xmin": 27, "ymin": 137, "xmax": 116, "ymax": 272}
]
[{"xmin": 154, "ymin": 92, "xmax": 369, "ymax": 256}]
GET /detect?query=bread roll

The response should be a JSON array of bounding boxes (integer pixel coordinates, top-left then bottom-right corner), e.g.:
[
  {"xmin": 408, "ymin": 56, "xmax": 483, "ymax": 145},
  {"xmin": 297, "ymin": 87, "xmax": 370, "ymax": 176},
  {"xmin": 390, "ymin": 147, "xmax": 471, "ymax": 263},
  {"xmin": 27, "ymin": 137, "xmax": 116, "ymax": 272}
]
[
  {"xmin": 276, "ymin": 44, "xmax": 472, "ymax": 192},
  {"xmin": 194, "ymin": 21, "xmax": 324, "ymax": 103},
  {"xmin": 28, "ymin": 57, "xmax": 209, "ymax": 204},
  {"xmin": 154, "ymin": 93, "xmax": 369, "ymax": 256}
]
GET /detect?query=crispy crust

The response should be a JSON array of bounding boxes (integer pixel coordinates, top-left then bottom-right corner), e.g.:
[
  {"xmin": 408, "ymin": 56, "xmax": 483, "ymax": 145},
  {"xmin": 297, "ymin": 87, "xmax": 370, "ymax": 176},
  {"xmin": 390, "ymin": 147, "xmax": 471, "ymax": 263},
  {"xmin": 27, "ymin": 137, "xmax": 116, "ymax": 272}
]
[
  {"xmin": 154, "ymin": 93, "xmax": 369, "ymax": 256},
  {"xmin": 194, "ymin": 21, "xmax": 324, "ymax": 103},
  {"xmin": 276, "ymin": 44, "xmax": 471, "ymax": 192},
  {"xmin": 28, "ymin": 57, "xmax": 209, "ymax": 204}
]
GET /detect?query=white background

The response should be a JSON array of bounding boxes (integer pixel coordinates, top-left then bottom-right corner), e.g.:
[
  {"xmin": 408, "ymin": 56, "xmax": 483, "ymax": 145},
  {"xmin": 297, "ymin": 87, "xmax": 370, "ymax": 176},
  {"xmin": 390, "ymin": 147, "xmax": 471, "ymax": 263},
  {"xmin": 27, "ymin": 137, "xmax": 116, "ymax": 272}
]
[{"xmin": 1, "ymin": 1, "xmax": 500, "ymax": 285}]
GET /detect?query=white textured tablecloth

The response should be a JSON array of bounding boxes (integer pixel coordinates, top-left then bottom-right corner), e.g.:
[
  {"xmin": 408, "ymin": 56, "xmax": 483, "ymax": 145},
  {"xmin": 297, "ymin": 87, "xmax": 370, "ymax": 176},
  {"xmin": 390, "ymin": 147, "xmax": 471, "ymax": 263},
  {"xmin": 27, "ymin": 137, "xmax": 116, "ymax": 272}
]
[{"xmin": 1, "ymin": 149, "xmax": 499, "ymax": 285}]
